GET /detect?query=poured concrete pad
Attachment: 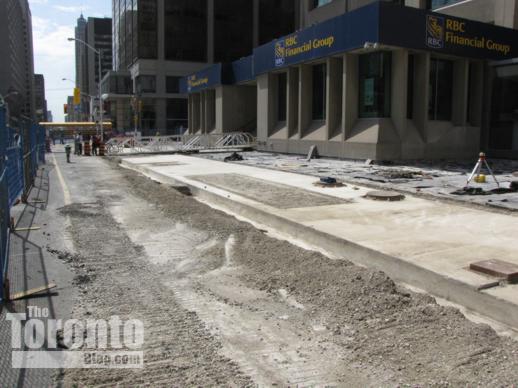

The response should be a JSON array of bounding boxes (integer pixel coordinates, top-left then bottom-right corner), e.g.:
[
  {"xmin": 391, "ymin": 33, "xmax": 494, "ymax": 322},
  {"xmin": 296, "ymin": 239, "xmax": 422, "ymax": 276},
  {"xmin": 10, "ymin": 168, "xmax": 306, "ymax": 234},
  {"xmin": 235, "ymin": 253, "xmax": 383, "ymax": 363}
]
[
  {"xmin": 470, "ymin": 259, "xmax": 518, "ymax": 283},
  {"xmin": 190, "ymin": 173, "xmax": 350, "ymax": 209},
  {"xmin": 120, "ymin": 154, "xmax": 518, "ymax": 329}
]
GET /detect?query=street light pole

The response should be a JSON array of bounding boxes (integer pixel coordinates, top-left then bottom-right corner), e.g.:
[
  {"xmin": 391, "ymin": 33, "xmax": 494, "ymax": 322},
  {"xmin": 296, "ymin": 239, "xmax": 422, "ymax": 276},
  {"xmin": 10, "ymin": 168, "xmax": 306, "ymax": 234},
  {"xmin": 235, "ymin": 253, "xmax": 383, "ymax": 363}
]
[{"xmin": 68, "ymin": 37, "xmax": 104, "ymax": 141}]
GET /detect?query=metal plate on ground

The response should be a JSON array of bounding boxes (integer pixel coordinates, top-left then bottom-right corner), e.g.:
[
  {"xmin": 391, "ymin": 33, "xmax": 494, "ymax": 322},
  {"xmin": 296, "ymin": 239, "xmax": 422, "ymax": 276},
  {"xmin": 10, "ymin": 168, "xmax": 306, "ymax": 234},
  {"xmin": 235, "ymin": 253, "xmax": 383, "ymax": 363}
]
[
  {"xmin": 365, "ymin": 190, "xmax": 405, "ymax": 202},
  {"xmin": 470, "ymin": 259, "xmax": 518, "ymax": 283},
  {"xmin": 189, "ymin": 173, "xmax": 351, "ymax": 209}
]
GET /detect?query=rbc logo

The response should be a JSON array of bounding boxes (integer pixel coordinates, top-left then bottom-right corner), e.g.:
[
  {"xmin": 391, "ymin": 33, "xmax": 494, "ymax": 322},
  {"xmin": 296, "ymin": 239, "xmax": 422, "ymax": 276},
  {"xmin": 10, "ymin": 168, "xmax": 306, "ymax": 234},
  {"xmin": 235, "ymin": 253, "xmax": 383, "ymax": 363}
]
[
  {"xmin": 426, "ymin": 15, "xmax": 444, "ymax": 49},
  {"xmin": 275, "ymin": 41, "xmax": 285, "ymax": 67}
]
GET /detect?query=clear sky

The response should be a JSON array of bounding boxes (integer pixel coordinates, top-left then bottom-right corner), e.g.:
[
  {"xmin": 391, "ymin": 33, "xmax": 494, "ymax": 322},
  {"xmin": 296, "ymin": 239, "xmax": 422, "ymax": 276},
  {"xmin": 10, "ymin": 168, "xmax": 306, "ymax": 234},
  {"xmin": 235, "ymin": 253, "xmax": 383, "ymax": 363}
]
[{"xmin": 29, "ymin": 0, "xmax": 112, "ymax": 122}]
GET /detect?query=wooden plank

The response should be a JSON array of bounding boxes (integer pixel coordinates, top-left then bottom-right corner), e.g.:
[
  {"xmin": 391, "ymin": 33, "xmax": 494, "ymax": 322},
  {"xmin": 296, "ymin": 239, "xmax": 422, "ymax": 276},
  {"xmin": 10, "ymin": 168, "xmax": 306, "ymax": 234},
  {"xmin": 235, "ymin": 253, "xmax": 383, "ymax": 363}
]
[
  {"xmin": 9, "ymin": 283, "xmax": 57, "ymax": 301},
  {"xmin": 14, "ymin": 226, "xmax": 41, "ymax": 232},
  {"xmin": 470, "ymin": 259, "xmax": 518, "ymax": 283}
]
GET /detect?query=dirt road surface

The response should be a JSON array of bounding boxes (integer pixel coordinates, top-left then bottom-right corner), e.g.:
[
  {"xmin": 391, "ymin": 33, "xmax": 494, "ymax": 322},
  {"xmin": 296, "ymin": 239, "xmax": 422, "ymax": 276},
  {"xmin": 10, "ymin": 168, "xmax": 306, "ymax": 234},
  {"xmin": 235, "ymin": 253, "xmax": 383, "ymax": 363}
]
[{"xmin": 49, "ymin": 150, "xmax": 518, "ymax": 386}]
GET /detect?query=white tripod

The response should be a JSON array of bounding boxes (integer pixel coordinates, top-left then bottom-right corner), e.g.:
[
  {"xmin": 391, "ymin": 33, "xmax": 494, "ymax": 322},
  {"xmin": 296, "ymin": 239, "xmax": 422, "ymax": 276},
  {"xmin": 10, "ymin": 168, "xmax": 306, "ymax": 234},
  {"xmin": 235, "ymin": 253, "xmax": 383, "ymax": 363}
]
[{"xmin": 466, "ymin": 152, "xmax": 500, "ymax": 188}]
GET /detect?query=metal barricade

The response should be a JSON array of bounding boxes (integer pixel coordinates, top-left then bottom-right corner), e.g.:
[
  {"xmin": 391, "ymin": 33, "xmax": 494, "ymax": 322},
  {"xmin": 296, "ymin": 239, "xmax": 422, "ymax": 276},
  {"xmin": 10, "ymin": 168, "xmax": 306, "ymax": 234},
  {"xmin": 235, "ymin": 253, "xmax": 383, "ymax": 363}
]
[{"xmin": 0, "ymin": 106, "xmax": 10, "ymax": 300}]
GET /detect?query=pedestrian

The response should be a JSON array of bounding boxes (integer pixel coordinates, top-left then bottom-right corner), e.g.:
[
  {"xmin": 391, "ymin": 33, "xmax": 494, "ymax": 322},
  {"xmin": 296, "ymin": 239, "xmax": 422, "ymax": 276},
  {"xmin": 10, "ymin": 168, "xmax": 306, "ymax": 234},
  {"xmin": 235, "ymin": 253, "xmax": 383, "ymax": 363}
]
[
  {"xmin": 78, "ymin": 133, "xmax": 83, "ymax": 155},
  {"xmin": 92, "ymin": 135, "xmax": 99, "ymax": 156},
  {"xmin": 65, "ymin": 144, "xmax": 72, "ymax": 163},
  {"xmin": 60, "ymin": 131, "xmax": 64, "ymax": 145},
  {"xmin": 50, "ymin": 131, "xmax": 56, "ymax": 145}
]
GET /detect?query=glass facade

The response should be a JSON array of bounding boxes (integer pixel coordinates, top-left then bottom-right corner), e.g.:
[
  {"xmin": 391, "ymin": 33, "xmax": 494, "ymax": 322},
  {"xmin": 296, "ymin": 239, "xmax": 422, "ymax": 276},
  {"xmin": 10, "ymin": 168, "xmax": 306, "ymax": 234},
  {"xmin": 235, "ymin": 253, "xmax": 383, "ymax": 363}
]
[
  {"xmin": 214, "ymin": 0, "xmax": 253, "ymax": 63},
  {"xmin": 428, "ymin": 58, "xmax": 453, "ymax": 121},
  {"xmin": 136, "ymin": 75, "xmax": 156, "ymax": 93},
  {"xmin": 428, "ymin": 0, "xmax": 463, "ymax": 9},
  {"xmin": 164, "ymin": 0, "xmax": 207, "ymax": 62},
  {"xmin": 113, "ymin": 0, "xmax": 155, "ymax": 70},
  {"xmin": 312, "ymin": 0, "xmax": 333, "ymax": 9},
  {"xmin": 166, "ymin": 76, "xmax": 181, "ymax": 94},
  {"xmin": 166, "ymin": 99, "xmax": 188, "ymax": 134},
  {"xmin": 359, "ymin": 52, "xmax": 392, "ymax": 118},
  {"xmin": 312, "ymin": 64, "xmax": 327, "ymax": 121},
  {"xmin": 259, "ymin": 0, "xmax": 296, "ymax": 46}
]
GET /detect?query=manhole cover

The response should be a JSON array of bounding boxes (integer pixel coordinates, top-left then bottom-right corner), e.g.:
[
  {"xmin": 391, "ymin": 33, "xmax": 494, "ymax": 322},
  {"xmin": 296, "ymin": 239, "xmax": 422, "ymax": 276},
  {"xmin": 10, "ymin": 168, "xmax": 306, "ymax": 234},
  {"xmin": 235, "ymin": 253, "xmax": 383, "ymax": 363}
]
[{"xmin": 365, "ymin": 190, "xmax": 405, "ymax": 201}]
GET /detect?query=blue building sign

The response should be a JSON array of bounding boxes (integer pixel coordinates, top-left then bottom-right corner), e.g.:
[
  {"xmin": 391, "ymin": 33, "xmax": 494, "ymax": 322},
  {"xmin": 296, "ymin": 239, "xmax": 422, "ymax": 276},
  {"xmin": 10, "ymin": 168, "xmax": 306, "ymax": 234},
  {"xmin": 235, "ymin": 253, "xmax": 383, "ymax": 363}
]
[{"xmin": 182, "ymin": 1, "xmax": 518, "ymax": 93}]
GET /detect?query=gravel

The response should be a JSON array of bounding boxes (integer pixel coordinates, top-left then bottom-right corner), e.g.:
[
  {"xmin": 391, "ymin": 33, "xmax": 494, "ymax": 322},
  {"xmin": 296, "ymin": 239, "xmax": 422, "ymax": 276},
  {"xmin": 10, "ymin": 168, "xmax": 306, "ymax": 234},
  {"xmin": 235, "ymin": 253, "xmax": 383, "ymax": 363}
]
[{"xmin": 52, "ymin": 156, "xmax": 518, "ymax": 386}]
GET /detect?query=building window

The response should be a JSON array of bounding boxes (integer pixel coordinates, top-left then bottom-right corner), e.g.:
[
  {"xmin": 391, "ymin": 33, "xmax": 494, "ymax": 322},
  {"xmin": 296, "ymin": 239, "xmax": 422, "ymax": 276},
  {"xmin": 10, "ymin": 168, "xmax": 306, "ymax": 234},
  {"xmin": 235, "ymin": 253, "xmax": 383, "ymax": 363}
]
[
  {"xmin": 139, "ymin": 0, "xmax": 158, "ymax": 59},
  {"xmin": 166, "ymin": 76, "xmax": 181, "ymax": 94},
  {"xmin": 214, "ymin": 0, "xmax": 253, "ymax": 63},
  {"xmin": 136, "ymin": 75, "xmax": 156, "ymax": 93},
  {"xmin": 427, "ymin": 0, "xmax": 463, "ymax": 9},
  {"xmin": 277, "ymin": 73, "xmax": 287, "ymax": 122},
  {"xmin": 429, "ymin": 58, "xmax": 453, "ymax": 121},
  {"xmin": 166, "ymin": 98, "xmax": 188, "ymax": 134},
  {"xmin": 165, "ymin": 0, "xmax": 207, "ymax": 62},
  {"xmin": 259, "ymin": 0, "xmax": 296, "ymax": 46},
  {"xmin": 312, "ymin": 0, "xmax": 333, "ymax": 9},
  {"xmin": 312, "ymin": 64, "xmax": 327, "ymax": 121},
  {"xmin": 359, "ymin": 51, "xmax": 392, "ymax": 118}
]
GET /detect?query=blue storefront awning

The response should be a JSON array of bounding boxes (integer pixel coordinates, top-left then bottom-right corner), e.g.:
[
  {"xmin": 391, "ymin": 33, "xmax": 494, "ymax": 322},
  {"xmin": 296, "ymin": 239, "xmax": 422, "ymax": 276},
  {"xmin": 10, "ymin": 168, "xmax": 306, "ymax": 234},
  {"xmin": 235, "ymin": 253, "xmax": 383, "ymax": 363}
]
[{"xmin": 182, "ymin": 1, "xmax": 518, "ymax": 94}]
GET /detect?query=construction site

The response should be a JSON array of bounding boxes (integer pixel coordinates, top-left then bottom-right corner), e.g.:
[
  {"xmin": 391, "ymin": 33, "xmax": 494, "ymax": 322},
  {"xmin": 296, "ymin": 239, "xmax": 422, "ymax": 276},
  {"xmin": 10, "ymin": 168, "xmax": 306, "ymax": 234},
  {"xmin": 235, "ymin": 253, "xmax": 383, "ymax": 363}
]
[
  {"xmin": 2, "ymin": 0, "xmax": 518, "ymax": 386},
  {"xmin": 1, "ymin": 129, "xmax": 517, "ymax": 386}
]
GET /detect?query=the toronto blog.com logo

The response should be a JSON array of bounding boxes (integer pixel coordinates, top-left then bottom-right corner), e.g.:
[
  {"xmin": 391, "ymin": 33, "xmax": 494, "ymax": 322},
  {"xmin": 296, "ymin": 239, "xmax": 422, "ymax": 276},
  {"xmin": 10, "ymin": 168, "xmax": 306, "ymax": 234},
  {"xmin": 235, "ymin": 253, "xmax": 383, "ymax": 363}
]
[{"xmin": 6, "ymin": 306, "xmax": 144, "ymax": 369}]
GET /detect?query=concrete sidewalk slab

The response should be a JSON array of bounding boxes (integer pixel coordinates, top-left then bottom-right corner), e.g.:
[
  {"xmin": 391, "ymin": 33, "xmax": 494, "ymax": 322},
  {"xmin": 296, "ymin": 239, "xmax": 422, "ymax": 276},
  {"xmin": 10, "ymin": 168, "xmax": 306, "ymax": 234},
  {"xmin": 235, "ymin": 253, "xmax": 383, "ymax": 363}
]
[{"xmin": 120, "ymin": 154, "xmax": 518, "ymax": 329}]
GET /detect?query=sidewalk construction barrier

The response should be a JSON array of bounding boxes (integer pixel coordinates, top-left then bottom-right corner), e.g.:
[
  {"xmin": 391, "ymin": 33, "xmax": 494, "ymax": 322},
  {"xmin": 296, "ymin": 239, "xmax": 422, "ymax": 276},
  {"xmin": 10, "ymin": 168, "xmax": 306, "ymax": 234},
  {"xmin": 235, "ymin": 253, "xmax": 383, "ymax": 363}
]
[{"xmin": 0, "ymin": 104, "xmax": 47, "ymax": 301}]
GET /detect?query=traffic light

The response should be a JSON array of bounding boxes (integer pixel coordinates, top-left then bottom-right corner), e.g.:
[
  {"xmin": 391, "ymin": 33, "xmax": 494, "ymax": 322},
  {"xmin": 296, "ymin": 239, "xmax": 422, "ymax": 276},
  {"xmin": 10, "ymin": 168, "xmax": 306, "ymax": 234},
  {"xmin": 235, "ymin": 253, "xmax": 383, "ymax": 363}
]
[
  {"xmin": 73, "ymin": 87, "xmax": 81, "ymax": 105},
  {"xmin": 64, "ymin": 104, "xmax": 68, "ymax": 114}
]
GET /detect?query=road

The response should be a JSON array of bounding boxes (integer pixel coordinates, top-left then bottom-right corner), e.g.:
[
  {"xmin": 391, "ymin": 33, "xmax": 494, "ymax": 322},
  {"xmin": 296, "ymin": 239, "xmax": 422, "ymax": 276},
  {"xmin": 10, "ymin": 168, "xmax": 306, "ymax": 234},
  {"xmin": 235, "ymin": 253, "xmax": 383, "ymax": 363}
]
[{"xmin": 31, "ymin": 147, "xmax": 518, "ymax": 386}]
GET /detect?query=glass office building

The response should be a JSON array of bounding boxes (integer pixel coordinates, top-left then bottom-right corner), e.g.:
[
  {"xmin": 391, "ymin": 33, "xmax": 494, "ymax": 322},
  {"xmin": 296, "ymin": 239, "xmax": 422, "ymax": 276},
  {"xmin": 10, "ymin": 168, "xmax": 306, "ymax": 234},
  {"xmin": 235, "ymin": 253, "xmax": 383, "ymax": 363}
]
[{"xmin": 109, "ymin": 0, "xmax": 298, "ymax": 136}]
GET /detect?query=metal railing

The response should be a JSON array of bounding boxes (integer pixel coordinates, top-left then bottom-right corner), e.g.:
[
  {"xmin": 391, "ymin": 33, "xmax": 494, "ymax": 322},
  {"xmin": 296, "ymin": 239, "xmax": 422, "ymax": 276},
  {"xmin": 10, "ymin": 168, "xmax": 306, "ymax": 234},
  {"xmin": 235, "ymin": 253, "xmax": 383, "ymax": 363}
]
[{"xmin": 106, "ymin": 132, "xmax": 256, "ymax": 155}]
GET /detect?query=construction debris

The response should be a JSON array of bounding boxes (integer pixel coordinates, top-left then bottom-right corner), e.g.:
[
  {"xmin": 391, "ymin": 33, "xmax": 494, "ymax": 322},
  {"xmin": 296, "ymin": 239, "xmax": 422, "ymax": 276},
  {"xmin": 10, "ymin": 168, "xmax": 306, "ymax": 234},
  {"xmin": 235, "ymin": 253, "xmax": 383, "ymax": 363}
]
[{"xmin": 224, "ymin": 152, "xmax": 244, "ymax": 163}]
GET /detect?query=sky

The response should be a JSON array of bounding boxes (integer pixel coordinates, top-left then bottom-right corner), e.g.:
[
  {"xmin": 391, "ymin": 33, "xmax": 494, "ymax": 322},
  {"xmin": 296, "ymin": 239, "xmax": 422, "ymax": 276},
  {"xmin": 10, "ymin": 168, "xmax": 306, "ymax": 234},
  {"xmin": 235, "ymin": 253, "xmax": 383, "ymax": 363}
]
[{"xmin": 29, "ymin": 0, "xmax": 112, "ymax": 122}]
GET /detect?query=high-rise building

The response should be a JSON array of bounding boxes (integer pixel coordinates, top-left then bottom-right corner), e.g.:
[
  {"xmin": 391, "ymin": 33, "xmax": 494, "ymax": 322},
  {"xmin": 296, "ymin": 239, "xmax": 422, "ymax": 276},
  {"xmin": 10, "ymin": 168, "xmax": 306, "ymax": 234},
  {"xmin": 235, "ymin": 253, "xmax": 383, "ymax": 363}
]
[
  {"xmin": 106, "ymin": 0, "xmax": 299, "ymax": 135},
  {"xmin": 34, "ymin": 74, "xmax": 48, "ymax": 123},
  {"xmin": 183, "ymin": 0, "xmax": 518, "ymax": 160},
  {"xmin": 75, "ymin": 14, "xmax": 88, "ymax": 95},
  {"xmin": 0, "ymin": 0, "xmax": 35, "ymax": 123},
  {"xmin": 74, "ymin": 16, "xmax": 112, "ymax": 121}
]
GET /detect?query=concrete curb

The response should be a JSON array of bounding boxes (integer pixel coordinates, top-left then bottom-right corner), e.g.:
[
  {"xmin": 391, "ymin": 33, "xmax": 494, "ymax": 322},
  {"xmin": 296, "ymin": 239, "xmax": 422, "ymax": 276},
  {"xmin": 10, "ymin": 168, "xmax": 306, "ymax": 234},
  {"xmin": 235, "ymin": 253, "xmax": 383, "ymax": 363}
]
[{"xmin": 120, "ymin": 160, "xmax": 518, "ymax": 330}]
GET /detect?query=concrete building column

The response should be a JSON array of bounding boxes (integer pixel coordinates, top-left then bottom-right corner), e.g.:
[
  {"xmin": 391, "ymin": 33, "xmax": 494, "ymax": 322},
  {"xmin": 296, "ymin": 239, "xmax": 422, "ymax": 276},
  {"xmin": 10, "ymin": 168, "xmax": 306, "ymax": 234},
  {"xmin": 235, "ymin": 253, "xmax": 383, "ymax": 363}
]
[
  {"xmin": 257, "ymin": 73, "xmax": 271, "ymax": 142},
  {"xmin": 205, "ymin": 89, "xmax": 216, "ymax": 133},
  {"xmin": 413, "ymin": 52, "xmax": 430, "ymax": 140},
  {"xmin": 287, "ymin": 67, "xmax": 299, "ymax": 138},
  {"xmin": 495, "ymin": 0, "xmax": 518, "ymax": 29},
  {"xmin": 452, "ymin": 59, "xmax": 469, "ymax": 127},
  {"xmin": 298, "ymin": 65, "xmax": 312, "ymax": 137},
  {"xmin": 200, "ymin": 91, "xmax": 207, "ymax": 134},
  {"xmin": 343, "ymin": 54, "xmax": 358, "ymax": 140},
  {"xmin": 188, "ymin": 95, "xmax": 193, "ymax": 134},
  {"xmin": 391, "ymin": 49, "xmax": 409, "ymax": 137},
  {"xmin": 192, "ymin": 93, "xmax": 201, "ymax": 134},
  {"xmin": 327, "ymin": 57, "xmax": 343, "ymax": 140}
]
